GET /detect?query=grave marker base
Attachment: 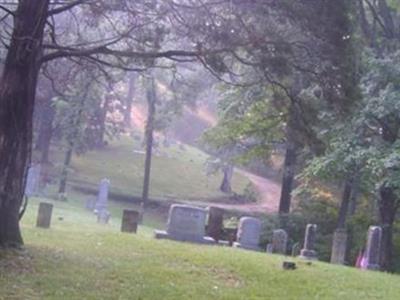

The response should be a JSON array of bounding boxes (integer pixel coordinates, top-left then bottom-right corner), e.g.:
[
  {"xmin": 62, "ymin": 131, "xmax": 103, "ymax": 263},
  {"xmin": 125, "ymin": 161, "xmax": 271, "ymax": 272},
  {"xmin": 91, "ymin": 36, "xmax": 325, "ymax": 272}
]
[{"xmin": 154, "ymin": 230, "xmax": 216, "ymax": 245}]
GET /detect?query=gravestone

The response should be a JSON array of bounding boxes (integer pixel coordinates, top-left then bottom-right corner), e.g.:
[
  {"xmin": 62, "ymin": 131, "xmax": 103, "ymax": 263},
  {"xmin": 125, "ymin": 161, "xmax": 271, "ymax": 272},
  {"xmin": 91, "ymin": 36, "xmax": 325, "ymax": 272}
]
[
  {"xmin": 363, "ymin": 226, "xmax": 382, "ymax": 270},
  {"xmin": 97, "ymin": 210, "xmax": 111, "ymax": 224},
  {"xmin": 269, "ymin": 229, "xmax": 288, "ymax": 255},
  {"xmin": 121, "ymin": 210, "xmax": 139, "ymax": 233},
  {"xmin": 25, "ymin": 164, "xmax": 41, "ymax": 197},
  {"xmin": 154, "ymin": 204, "xmax": 215, "ymax": 244},
  {"xmin": 206, "ymin": 206, "xmax": 224, "ymax": 242},
  {"xmin": 233, "ymin": 217, "xmax": 262, "ymax": 251},
  {"xmin": 330, "ymin": 228, "xmax": 348, "ymax": 265},
  {"xmin": 94, "ymin": 178, "xmax": 110, "ymax": 213},
  {"xmin": 299, "ymin": 224, "xmax": 318, "ymax": 260},
  {"xmin": 36, "ymin": 202, "xmax": 53, "ymax": 228}
]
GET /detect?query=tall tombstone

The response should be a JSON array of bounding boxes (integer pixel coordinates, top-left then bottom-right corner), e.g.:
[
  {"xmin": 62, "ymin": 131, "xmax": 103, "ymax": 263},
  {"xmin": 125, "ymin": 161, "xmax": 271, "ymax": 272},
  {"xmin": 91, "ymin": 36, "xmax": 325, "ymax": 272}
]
[
  {"xmin": 25, "ymin": 164, "xmax": 41, "ymax": 197},
  {"xmin": 95, "ymin": 178, "xmax": 110, "ymax": 212},
  {"xmin": 269, "ymin": 229, "xmax": 288, "ymax": 255},
  {"xmin": 36, "ymin": 202, "xmax": 53, "ymax": 228},
  {"xmin": 206, "ymin": 206, "xmax": 224, "ymax": 242},
  {"xmin": 330, "ymin": 228, "xmax": 348, "ymax": 265},
  {"xmin": 299, "ymin": 224, "xmax": 318, "ymax": 260},
  {"xmin": 363, "ymin": 226, "xmax": 382, "ymax": 270},
  {"xmin": 121, "ymin": 210, "xmax": 139, "ymax": 233},
  {"xmin": 233, "ymin": 217, "xmax": 262, "ymax": 251},
  {"xmin": 154, "ymin": 204, "xmax": 215, "ymax": 244}
]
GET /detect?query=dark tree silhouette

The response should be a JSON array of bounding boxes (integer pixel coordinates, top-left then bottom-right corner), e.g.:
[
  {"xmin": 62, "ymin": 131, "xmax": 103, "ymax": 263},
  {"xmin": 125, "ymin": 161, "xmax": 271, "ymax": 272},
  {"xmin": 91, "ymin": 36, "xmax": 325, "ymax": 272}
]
[{"xmin": 0, "ymin": 0, "xmax": 49, "ymax": 247}]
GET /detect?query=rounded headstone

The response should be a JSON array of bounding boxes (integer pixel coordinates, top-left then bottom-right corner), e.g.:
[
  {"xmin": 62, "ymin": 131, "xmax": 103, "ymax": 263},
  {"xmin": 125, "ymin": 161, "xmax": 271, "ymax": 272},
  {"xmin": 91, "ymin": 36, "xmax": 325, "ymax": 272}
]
[
  {"xmin": 271, "ymin": 229, "xmax": 288, "ymax": 255},
  {"xmin": 234, "ymin": 217, "xmax": 261, "ymax": 250}
]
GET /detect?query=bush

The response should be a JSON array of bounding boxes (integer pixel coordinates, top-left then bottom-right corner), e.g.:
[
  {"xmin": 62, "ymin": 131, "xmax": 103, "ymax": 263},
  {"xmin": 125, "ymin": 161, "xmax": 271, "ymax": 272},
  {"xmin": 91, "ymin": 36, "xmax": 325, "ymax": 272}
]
[{"xmin": 242, "ymin": 182, "xmax": 259, "ymax": 203}]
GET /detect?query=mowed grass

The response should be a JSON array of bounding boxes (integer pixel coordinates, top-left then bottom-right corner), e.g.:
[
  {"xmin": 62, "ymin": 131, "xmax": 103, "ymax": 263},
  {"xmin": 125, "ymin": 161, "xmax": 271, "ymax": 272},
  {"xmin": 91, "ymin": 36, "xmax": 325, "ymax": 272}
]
[
  {"xmin": 1, "ymin": 197, "xmax": 400, "ymax": 300},
  {"xmin": 47, "ymin": 136, "xmax": 250, "ymax": 202}
]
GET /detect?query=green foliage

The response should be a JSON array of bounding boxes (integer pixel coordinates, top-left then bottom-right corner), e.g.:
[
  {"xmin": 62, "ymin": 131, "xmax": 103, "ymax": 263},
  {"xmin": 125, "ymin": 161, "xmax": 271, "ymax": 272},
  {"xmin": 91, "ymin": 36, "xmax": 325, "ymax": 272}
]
[
  {"xmin": 300, "ymin": 49, "xmax": 400, "ymax": 200},
  {"xmin": 242, "ymin": 182, "xmax": 259, "ymax": 203},
  {"xmin": 261, "ymin": 198, "xmax": 337, "ymax": 262},
  {"xmin": 203, "ymin": 85, "xmax": 285, "ymax": 163}
]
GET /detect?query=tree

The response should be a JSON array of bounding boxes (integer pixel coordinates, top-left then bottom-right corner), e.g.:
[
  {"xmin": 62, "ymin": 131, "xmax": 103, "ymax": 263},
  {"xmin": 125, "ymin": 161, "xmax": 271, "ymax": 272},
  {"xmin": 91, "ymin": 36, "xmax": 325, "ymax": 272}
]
[
  {"xmin": 123, "ymin": 73, "xmax": 137, "ymax": 128},
  {"xmin": 141, "ymin": 73, "xmax": 157, "ymax": 207},
  {"xmin": 0, "ymin": 0, "xmax": 218, "ymax": 247},
  {"xmin": 0, "ymin": 0, "xmax": 49, "ymax": 247}
]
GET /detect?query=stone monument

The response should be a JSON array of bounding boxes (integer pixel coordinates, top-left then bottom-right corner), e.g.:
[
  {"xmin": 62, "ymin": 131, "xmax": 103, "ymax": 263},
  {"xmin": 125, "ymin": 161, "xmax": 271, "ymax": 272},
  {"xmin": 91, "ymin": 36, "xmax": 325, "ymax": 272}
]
[
  {"xmin": 299, "ymin": 224, "xmax": 318, "ymax": 260},
  {"xmin": 94, "ymin": 178, "xmax": 110, "ymax": 213},
  {"xmin": 154, "ymin": 204, "xmax": 215, "ymax": 244},
  {"xmin": 25, "ymin": 164, "xmax": 41, "ymax": 197},
  {"xmin": 36, "ymin": 202, "xmax": 53, "ymax": 229},
  {"xmin": 363, "ymin": 226, "xmax": 382, "ymax": 270},
  {"xmin": 330, "ymin": 228, "xmax": 348, "ymax": 265},
  {"xmin": 269, "ymin": 229, "xmax": 288, "ymax": 255},
  {"xmin": 121, "ymin": 210, "xmax": 140, "ymax": 233},
  {"xmin": 233, "ymin": 217, "xmax": 262, "ymax": 251}
]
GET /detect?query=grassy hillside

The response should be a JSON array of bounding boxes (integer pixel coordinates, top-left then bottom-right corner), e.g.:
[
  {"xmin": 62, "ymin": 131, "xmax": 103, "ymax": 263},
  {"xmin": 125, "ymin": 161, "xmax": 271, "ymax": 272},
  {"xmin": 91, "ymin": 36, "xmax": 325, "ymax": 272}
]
[
  {"xmin": 42, "ymin": 136, "xmax": 250, "ymax": 203},
  {"xmin": 1, "ymin": 197, "xmax": 400, "ymax": 300}
]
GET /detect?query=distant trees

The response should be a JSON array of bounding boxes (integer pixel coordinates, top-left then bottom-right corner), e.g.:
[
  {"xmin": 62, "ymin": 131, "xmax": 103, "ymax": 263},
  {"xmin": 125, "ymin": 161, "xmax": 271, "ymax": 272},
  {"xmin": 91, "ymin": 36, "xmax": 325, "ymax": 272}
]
[
  {"xmin": 297, "ymin": 0, "xmax": 400, "ymax": 271},
  {"xmin": 0, "ymin": 0, "xmax": 218, "ymax": 247},
  {"xmin": 0, "ymin": 0, "xmax": 398, "ymax": 273}
]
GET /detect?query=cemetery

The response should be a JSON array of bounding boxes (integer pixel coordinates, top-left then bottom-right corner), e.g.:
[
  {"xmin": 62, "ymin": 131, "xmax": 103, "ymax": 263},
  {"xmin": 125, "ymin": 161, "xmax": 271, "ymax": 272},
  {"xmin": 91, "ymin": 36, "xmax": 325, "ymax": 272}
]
[{"xmin": 1, "ymin": 1, "xmax": 400, "ymax": 299}]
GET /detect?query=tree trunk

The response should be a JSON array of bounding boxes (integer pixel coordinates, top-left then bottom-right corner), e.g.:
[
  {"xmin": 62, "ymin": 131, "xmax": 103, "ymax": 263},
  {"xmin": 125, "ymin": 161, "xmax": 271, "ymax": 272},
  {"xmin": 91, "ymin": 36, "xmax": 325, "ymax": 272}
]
[
  {"xmin": 279, "ymin": 104, "xmax": 298, "ymax": 214},
  {"xmin": 348, "ymin": 175, "xmax": 360, "ymax": 216},
  {"xmin": 220, "ymin": 164, "xmax": 233, "ymax": 193},
  {"xmin": 36, "ymin": 97, "xmax": 55, "ymax": 163},
  {"xmin": 337, "ymin": 178, "xmax": 353, "ymax": 229},
  {"xmin": 124, "ymin": 73, "xmax": 136, "ymax": 127},
  {"xmin": 95, "ymin": 94, "xmax": 111, "ymax": 149},
  {"xmin": 378, "ymin": 184, "xmax": 397, "ymax": 272},
  {"xmin": 58, "ymin": 145, "xmax": 73, "ymax": 196},
  {"xmin": 278, "ymin": 143, "xmax": 297, "ymax": 214},
  {"xmin": 141, "ymin": 75, "xmax": 156, "ymax": 207},
  {"xmin": 0, "ymin": 0, "xmax": 49, "ymax": 247},
  {"xmin": 345, "ymin": 174, "xmax": 360, "ymax": 263},
  {"xmin": 57, "ymin": 86, "xmax": 88, "ymax": 198},
  {"xmin": 378, "ymin": 0, "xmax": 395, "ymax": 38}
]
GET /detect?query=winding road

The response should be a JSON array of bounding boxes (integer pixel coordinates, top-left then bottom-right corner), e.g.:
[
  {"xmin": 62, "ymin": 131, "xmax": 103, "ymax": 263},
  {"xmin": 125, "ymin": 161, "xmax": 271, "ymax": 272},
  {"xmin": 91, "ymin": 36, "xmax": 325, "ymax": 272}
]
[{"xmin": 191, "ymin": 170, "xmax": 281, "ymax": 214}]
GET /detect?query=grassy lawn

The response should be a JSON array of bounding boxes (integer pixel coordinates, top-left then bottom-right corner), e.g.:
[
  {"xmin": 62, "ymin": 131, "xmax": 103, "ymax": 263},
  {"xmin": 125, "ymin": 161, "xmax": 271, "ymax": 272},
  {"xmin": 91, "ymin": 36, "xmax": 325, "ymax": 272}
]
[
  {"xmin": 43, "ymin": 136, "xmax": 250, "ymax": 202},
  {"xmin": 1, "ymin": 197, "xmax": 400, "ymax": 300}
]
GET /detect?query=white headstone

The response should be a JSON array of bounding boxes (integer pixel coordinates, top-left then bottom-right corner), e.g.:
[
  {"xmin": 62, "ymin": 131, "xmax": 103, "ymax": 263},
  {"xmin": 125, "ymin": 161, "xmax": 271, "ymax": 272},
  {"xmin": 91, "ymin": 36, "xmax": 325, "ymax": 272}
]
[
  {"xmin": 233, "ymin": 217, "xmax": 262, "ymax": 251},
  {"xmin": 167, "ymin": 205, "xmax": 206, "ymax": 238},
  {"xmin": 25, "ymin": 164, "xmax": 41, "ymax": 197},
  {"xmin": 154, "ymin": 204, "xmax": 215, "ymax": 244},
  {"xmin": 95, "ymin": 178, "xmax": 110, "ymax": 212}
]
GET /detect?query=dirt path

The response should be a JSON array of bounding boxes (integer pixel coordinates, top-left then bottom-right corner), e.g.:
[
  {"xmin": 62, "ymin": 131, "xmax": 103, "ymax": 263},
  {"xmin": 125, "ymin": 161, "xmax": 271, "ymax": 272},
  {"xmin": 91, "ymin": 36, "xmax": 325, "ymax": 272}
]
[{"xmin": 190, "ymin": 170, "xmax": 281, "ymax": 214}]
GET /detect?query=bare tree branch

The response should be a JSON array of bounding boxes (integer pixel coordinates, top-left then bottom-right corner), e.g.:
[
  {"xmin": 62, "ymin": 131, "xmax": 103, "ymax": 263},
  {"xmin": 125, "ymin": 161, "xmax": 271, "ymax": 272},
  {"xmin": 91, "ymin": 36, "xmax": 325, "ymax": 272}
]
[{"xmin": 47, "ymin": 0, "xmax": 89, "ymax": 16}]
